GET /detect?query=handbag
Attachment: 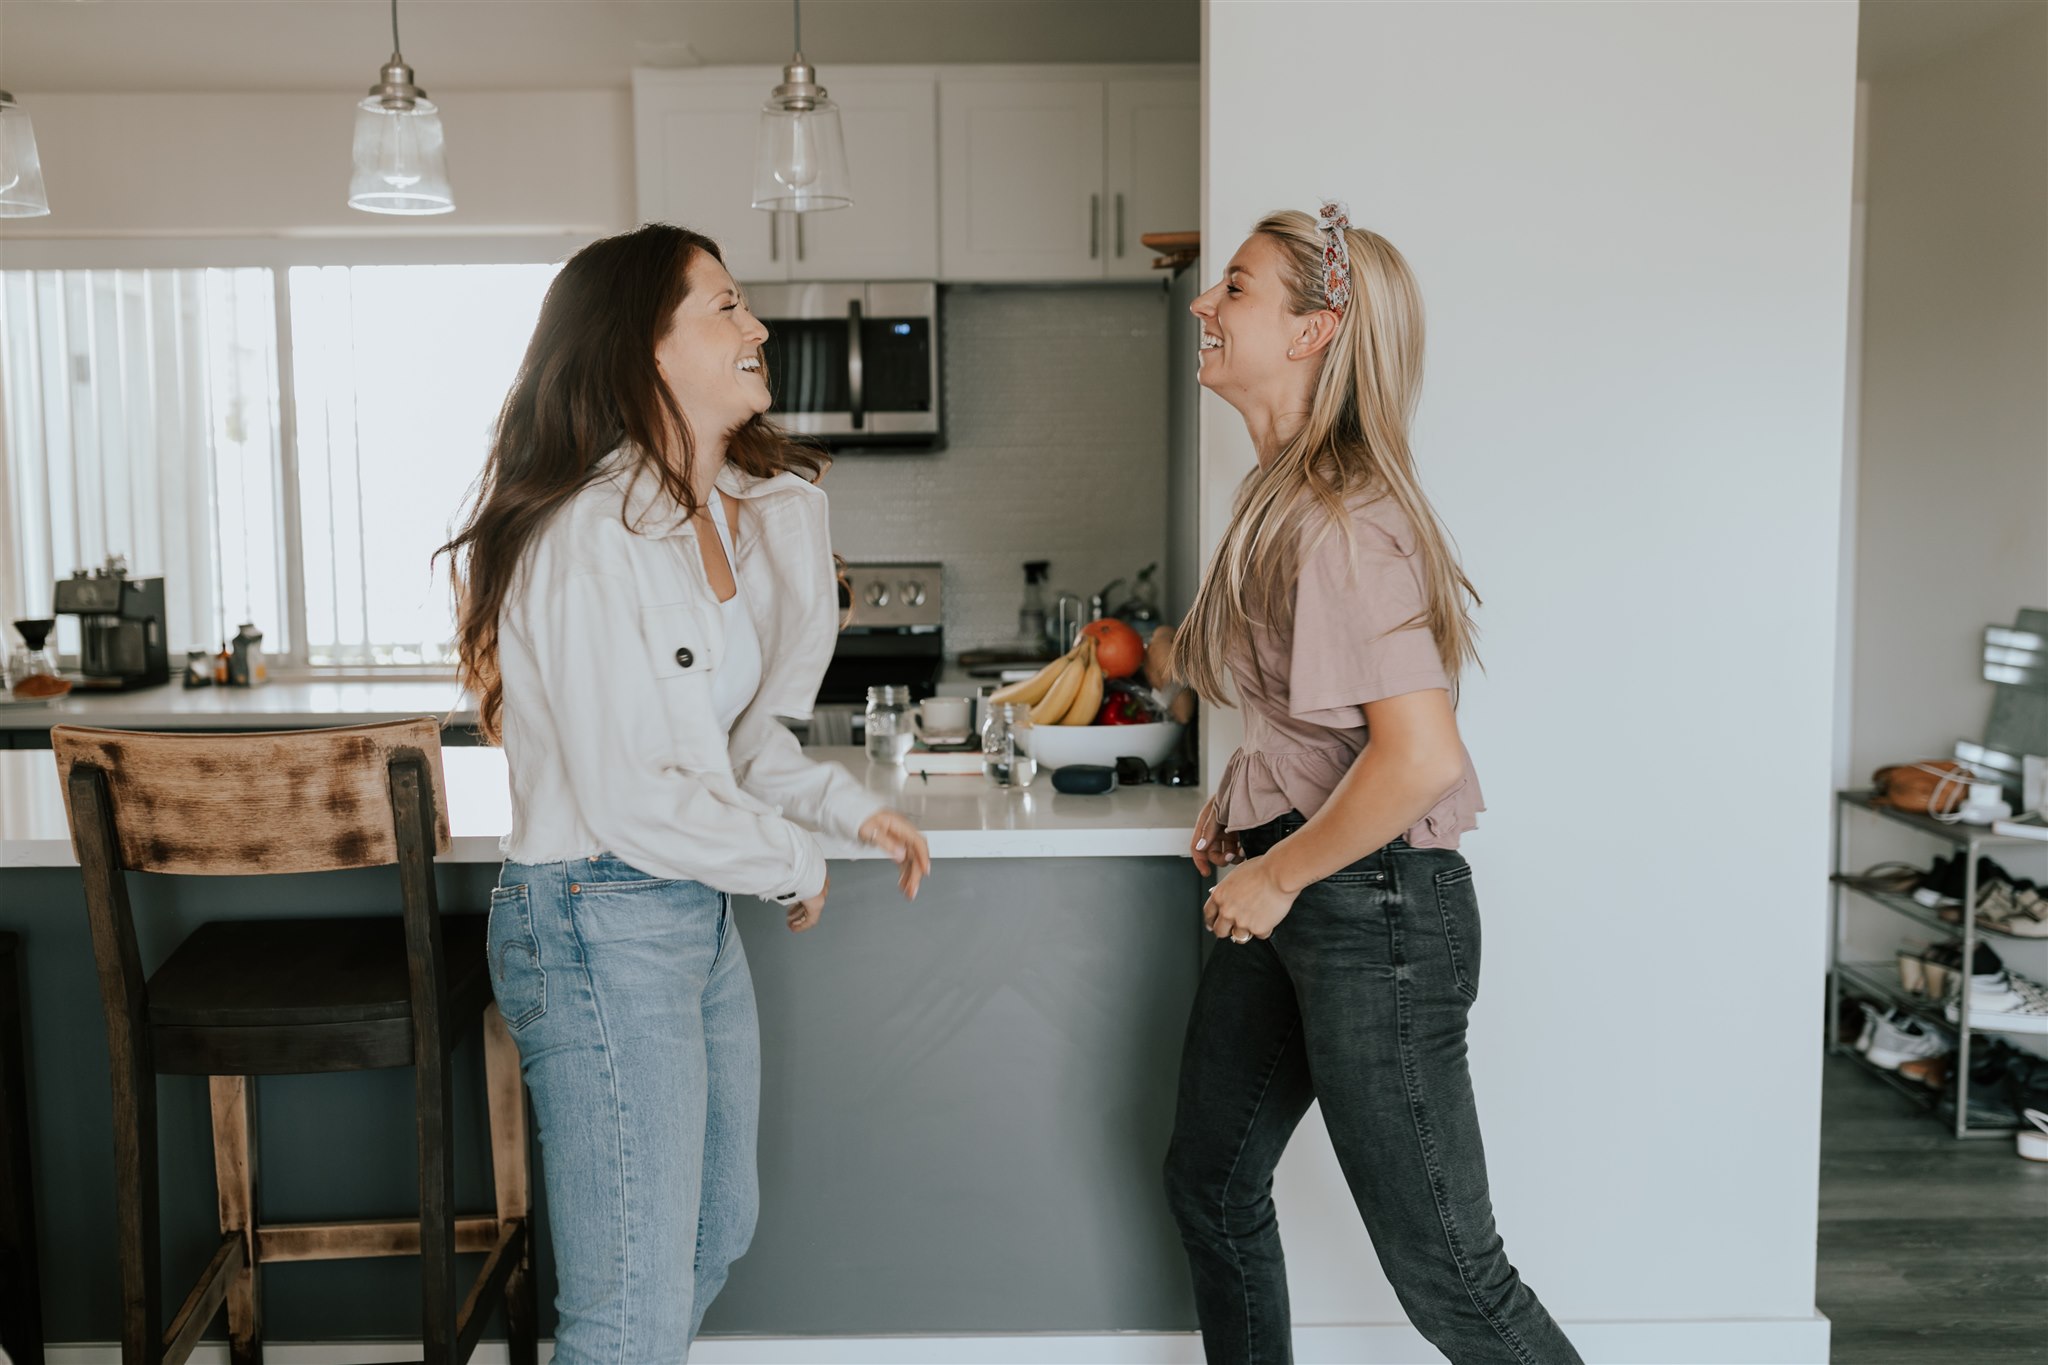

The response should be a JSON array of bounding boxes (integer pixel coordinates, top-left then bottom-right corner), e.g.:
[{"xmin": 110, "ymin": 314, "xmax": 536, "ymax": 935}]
[{"xmin": 1871, "ymin": 760, "xmax": 1976, "ymax": 816}]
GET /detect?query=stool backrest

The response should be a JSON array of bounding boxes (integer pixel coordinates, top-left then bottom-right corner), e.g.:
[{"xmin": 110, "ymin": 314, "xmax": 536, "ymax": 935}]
[
  {"xmin": 53, "ymin": 720, "xmax": 459, "ymax": 1111},
  {"xmin": 52, "ymin": 719, "xmax": 450, "ymax": 875}
]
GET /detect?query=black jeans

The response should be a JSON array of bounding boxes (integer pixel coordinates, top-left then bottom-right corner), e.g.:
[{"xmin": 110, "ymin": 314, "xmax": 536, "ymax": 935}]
[{"xmin": 1164, "ymin": 814, "xmax": 1581, "ymax": 1365}]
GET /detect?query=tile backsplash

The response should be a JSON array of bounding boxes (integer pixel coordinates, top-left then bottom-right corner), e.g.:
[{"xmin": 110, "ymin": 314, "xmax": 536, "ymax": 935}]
[{"xmin": 821, "ymin": 283, "xmax": 1172, "ymax": 654}]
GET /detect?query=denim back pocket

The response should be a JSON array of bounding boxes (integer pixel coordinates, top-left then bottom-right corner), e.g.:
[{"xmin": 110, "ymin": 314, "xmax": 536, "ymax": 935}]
[
  {"xmin": 487, "ymin": 883, "xmax": 547, "ymax": 1029},
  {"xmin": 1431, "ymin": 863, "xmax": 1482, "ymax": 1001}
]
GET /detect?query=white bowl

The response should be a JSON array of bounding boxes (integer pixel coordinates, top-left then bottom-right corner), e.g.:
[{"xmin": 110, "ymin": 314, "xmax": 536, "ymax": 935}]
[{"xmin": 1022, "ymin": 720, "xmax": 1183, "ymax": 772}]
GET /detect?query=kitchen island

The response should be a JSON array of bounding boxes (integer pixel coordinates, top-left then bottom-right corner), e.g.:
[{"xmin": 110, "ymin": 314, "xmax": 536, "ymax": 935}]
[
  {"xmin": 0, "ymin": 678, "xmax": 479, "ymax": 748},
  {"xmin": 0, "ymin": 745, "xmax": 1208, "ymax": 1348}
]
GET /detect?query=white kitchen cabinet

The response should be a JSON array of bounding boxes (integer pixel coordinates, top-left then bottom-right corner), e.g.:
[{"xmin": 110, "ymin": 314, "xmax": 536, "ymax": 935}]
[
  {"xmin": 939, "ymin": 73, "xmax": 1197, "ymax": 282},
  {"xmin": 938, "ymin": 79, "xmax": 1107, "ymax": 281},
  {"xmin": 1104, "ymin": 78, "xmax": 1200, "ymax": 280},
  {"xmin": 636, "ymin": 65, "xmax": 1196, "ymax": 285},
  {"xmin": 634, "ymin": 69, "xmax": 937, "ymax": 284},
  {"xmin": 785, "ymin": 78, "xmax": 938, "ymax": 281},
  {"xmin": 633, "ymin": 78, "xmax": 782, "ymax": 281}
]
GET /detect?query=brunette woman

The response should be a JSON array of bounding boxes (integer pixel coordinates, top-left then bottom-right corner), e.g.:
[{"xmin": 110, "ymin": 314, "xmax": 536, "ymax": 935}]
[{"xmin": 443, "ymin": 223, "xmax": 930, "ymax": 1358}]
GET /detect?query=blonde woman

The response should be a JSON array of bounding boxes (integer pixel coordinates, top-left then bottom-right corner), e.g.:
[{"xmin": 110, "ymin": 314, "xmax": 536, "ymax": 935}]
[{"xmin": 1162, "ymin": 205, "xmax": 1580, "ymax": 1365}]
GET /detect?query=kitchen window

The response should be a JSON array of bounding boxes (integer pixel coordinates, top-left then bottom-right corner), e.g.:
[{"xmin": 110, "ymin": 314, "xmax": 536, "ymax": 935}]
[
  {"xmin": 1, "ymin": 255, "xmax": 562, "ymax": 674},
  {"xmin": 286, "ymin": 263, "xmax": 558, "ymax": 666},
  {"xmin": 0, "ymin": 266, "xmax": 285, "ymax": 662}
]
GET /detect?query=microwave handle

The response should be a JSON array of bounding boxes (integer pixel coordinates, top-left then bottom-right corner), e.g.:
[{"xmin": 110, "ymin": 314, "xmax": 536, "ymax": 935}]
[{"xmin": 846, "ymin": 297, "xmax": 866, "ymax": 431}]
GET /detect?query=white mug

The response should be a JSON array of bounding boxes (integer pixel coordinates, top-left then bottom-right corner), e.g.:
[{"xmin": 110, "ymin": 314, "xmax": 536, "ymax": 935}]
[{"xmin": 910, "ymin": 695, "xmax": 973, "ymax": 745}]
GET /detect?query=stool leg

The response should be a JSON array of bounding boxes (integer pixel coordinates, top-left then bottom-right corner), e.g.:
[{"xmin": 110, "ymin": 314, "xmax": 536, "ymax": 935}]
[
  {"xmin": 483, "ymin": 1004, "xmax": 538, "ymax": 1365},
  {"xmin": 108, "ymin": 1030, "xmax": 163, "ymax": 1363},
  {"xmin": 208, "ymin": 1076, "xmax": 262, "ymax": 1365},
  {"xmin": 416, "ymin": 1025, "xmax": 458, "ymax": 1363}
]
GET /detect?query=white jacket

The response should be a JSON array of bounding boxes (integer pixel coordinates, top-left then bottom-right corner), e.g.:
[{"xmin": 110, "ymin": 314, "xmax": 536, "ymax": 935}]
[{"xmin": 497, "ymin": 448, "xmax": 885, "ymax": 902}]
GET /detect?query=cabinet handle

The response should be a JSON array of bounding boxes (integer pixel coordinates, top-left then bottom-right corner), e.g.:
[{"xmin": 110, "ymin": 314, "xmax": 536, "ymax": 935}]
[
  {"xmin": 1116, "ymin": 193, "xmax": 1126, "ymax": 258},
  {"xmin": 770, "ymin": 212, "xmax": 779, "ymax": 263},
  {"xmin": 1090, "ymin": 193, "xmax": 1101, "ymax": 259},
  {"xmin": 847, "ymin": 298, "xmax": 865, "ymax": 432},
  {"xmin": 797, "ymin": 213, "xmax": 805, "ymax": 262}
]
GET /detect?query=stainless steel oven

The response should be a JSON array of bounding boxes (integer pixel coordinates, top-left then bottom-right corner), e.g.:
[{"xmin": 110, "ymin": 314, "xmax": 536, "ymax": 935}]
[
  {"xmin": 797, "ymin": 561, "xmax": 945, "ymax": 747},
  {"xmin": 751, "ymin": 282, "xmax": 940, "ymax": 447}
]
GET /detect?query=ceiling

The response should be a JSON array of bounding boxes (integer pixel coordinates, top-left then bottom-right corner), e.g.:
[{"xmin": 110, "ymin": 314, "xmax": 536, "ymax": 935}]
[
  {"xmin": 1858, "ymin": 0, "xmax": 2045, "ymax": 78},
  {"xmin": 4, "ymin": 1, "xmax": 2036, "ymax": 94},
  {"xmin": 0, "ymin": 0, "xmax": 1202, "ymax": 94}
]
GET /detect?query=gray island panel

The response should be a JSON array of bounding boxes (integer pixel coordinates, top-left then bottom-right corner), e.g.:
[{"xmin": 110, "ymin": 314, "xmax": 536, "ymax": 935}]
[{"xmin": 2, "ymin": 850, "xmax": 1205, "ymax": 1340}]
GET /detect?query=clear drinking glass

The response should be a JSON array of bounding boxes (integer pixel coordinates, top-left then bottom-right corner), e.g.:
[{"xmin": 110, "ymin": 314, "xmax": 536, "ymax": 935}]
[
  {"xmin": 982, "ymin": 702, "xmax": 1038, "ymax": 789},
  {"xmin": 866, "ymin": 684, "xmax": 915, "ymax": 764}
]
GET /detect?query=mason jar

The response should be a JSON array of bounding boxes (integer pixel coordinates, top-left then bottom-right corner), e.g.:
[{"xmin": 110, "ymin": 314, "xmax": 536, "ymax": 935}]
[
  {"xmin": 981, "ymin": 701, "xmax": 1038, "ymax": 789},
  {"xmin": 865, "ymin": 684, "xmax": 915, "ymax": 764}
]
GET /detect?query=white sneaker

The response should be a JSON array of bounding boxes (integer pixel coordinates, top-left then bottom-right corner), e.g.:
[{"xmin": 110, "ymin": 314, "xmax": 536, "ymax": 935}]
[
  {"xmin": 2019, "ymin": 1109, "xmax": 2048, "ymax": 1163},
  {"xmin": 1863, "ymin": 1010, "xmax": 1953, "ymax": 1069},
  {"xmin": 1945, "ymin": 969, "xmax": 2048, "ymax": 1035}
]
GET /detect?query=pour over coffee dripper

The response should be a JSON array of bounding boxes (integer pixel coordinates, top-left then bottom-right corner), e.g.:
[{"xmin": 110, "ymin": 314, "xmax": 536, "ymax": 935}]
[{"xmin": 7, "ymin": 618, "xmax": 67, "ymax": 698}]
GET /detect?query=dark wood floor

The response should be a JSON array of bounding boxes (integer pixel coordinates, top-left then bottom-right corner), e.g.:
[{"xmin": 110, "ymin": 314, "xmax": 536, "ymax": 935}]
[{"xmin": 1816, "ymin": 1054, "xmax": 2048, "ymax": 1363}]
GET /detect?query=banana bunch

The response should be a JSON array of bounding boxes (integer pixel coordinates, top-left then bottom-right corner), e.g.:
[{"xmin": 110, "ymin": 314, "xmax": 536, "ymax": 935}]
[{"xmin": 988, "ymin": 638, "xmax": 1105, "ymax": 726}]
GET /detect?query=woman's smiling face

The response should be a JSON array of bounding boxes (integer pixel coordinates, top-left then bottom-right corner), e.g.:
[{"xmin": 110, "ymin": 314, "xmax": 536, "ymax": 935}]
[
  {"xmin": 1189, "ymin": 233, "xmax": 1304, "ymax": 400},
  {"xmin": 654, "ymin": 251, "xmax": 772, "ymax": 441}
]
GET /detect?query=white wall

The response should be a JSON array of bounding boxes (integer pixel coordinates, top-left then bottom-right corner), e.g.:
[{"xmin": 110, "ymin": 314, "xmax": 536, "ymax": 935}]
[
  {"xmin": 1848, "ymin": 5, "xmax": 2048, "ymax": 781},
  {"xmin": 0, "ymin": 90, "xmax": 634, "ymax": 238},
  {"xmin": 1202, "ymin": 2, "xmax": 1856, "ymax": 1359}
]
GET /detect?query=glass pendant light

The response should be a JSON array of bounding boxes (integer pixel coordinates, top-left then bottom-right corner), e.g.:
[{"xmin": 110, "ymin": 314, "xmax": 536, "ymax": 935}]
[
  {"xmin": 0, "ymin": 92, "xmax": 51, "ymax": 218},
  {"xmin": 348, "ymin": 0, "xmax": 455, "ymax": 215},
  {"xmin": 752, "ymin": 0, "xmax": 852, "ymax": 214}
]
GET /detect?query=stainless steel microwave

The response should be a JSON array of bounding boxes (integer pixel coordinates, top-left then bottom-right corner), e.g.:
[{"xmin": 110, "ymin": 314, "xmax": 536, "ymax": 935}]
[{"xmin": 751, "ymin": 282, "xmax": 941, "ymax": 447}]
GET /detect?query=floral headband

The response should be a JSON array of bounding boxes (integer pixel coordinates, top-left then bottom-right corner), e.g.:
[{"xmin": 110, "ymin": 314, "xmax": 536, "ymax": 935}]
[{"xmin": 1317, "ymin": 199, "xmax": 1352, "ymax": 315}]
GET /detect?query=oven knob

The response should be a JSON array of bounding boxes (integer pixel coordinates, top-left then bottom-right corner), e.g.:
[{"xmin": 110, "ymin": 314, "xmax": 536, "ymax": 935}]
[
  {"xmin": 863, "ymin": 582, "xmax": 890, "ymax": 608},
  {"xmin": 899, "ymin": 581, "xmax": 926, "ymax": 607}
]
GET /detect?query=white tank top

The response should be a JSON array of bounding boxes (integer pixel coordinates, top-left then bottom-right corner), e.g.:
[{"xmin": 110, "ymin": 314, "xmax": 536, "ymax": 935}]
[{"xmin": 707, "ymin": 488, "xmax": 764, "ymax": 733}]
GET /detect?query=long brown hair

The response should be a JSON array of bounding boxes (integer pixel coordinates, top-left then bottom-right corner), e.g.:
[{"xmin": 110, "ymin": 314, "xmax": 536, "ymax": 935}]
[
  {"xmin": 439, "ymin": 223, "xmax": 822, "ymax": 742},
  {"xmin": 1175, "ymin": 211, "xmax": 1479, "ymax": 705}
]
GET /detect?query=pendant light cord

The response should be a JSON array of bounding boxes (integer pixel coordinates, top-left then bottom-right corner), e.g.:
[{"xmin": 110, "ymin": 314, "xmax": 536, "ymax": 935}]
[
  {"xmin": 391, "ymin": 0, "xmax": 402, "ymax": 55},
  {"xmin": 794, "ymin": 0, "xmax": 801, "ymax": 53}
]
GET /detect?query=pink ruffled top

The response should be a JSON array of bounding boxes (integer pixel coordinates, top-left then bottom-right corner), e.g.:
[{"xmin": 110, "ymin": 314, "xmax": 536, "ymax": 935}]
[{"xmin": 1211, "ymin": 496, "xmax": 1483, "ymax": 849}]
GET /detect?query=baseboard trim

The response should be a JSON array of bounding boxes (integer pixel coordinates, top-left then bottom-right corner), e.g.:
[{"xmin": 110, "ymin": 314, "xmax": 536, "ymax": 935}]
[{"xmin": 43, "ymin": 1316, "xmax": 1831, "ymax": 1365}]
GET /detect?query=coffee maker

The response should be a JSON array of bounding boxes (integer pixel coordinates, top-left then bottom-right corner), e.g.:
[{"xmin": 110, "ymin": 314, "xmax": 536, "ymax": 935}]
[{"xmin": 52, "ymin": 555, "xmax": 170, "ymax": 691}]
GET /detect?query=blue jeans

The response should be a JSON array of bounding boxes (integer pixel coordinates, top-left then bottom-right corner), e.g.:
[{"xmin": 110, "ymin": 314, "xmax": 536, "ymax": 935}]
[
  {"xmin": 1164, "ymin": 815, "xmax": 1580, "ymax": 1365},
  {"xmin": 490, "ymin": 855, "xmax": 761, "ymax": 1363}
]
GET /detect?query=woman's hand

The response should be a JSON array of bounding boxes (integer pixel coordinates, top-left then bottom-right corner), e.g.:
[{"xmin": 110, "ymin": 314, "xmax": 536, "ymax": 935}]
[
  {"xmin": 1202, "ymin": 854, "xmax": 1296, "ymax": 943},
  {"xmin": 858, "ymin": 810, "xmax": 932, "ymax": 900},
  {"xmin": 1190, "ymin": 796, "xmax": 1240, "ymax": 877},
  {"xmin": 788, "ymin": 875, "xmax": 827, "ymax": 933}
]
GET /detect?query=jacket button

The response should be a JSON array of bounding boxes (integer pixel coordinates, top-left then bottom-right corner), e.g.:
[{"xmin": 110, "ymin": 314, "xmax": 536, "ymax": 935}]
[{"xmin": 675, "ymin": 646, "xmax": 694, "ymax": 668}]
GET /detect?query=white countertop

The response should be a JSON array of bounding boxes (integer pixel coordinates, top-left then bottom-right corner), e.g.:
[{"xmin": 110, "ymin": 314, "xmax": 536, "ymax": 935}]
[
  {"xmin": 0, "ymin": 745, "xmax": 1203, "ymax": 869},
  {"xmin": 0, "ymin": 678, "xmax": 475, "ymax": 730}
]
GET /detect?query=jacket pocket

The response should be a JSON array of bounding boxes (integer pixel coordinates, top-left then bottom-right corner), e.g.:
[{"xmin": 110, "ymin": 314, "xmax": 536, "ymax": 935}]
[
  {"xmin": 640, "ymin": 600, "xmax": 728, "ymax": 769},
  {"xmin": 487, "ymin": 884, "xmax": 547, "ymax": 1029},
  {"xmin": 642, "ymin": 600, "xmax": 723, "ymax": 678}
]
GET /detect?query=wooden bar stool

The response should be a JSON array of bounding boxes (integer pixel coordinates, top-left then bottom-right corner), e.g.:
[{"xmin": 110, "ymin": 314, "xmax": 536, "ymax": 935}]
[{"xmin": 53, "ymin": 719, "xmax": 537, "ymax": 1365}]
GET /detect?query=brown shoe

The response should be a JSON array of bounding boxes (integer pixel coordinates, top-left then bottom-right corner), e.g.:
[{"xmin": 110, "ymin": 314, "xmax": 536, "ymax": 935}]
[{"xmin": 1900, "ymin": 1054, "xmax": 1952, "ymax": 1089}]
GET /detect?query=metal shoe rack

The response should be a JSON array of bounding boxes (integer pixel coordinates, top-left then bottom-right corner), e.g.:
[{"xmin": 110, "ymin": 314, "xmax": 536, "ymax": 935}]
[{"xmin": 1827, "ymin": 790, "xmax": 2040, "ymax": 1138}]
